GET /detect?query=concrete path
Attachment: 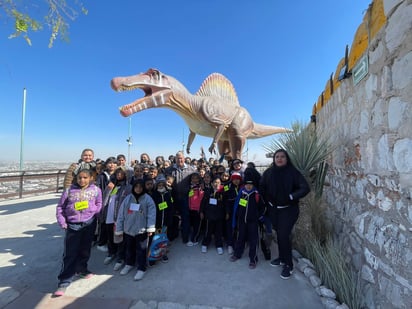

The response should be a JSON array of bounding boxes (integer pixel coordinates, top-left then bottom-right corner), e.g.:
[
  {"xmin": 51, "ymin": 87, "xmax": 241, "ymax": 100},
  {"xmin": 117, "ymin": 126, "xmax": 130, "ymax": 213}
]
[{"xmin": 0, "ymin": 194, "xmax": 323, "ymax": 309}]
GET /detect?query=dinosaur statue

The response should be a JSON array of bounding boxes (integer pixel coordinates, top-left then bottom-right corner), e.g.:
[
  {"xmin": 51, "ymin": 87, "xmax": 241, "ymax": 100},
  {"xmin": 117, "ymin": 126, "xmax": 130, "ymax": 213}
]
[{"xmin": 111, "ymin": 68, "xmax": 290, "ymax": 160}]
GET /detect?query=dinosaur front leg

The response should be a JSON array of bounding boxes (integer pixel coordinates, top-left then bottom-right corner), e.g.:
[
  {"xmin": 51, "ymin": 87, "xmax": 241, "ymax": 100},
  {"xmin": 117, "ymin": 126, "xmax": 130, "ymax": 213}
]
[
  {"xmin": 186, "ymin": 130, "xmax": 196, "ymax": 154},
  {"xmin": 209, "ymin": 125, "xmax": 225, "ymax": 154}
]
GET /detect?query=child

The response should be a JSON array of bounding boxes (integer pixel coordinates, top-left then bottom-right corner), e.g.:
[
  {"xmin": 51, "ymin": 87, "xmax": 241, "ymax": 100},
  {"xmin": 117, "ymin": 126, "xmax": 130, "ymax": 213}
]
[
  {"xmin": 200, "ymin": 176, "xmax": 225, "ymax": 254},
  {"xmin": 151, "ymin": 176, "xmax": 174, "ymax": 262},
  {"xmin": 165, "ymin": 175, "xmax": 179, "ymax": 241},
  {"xmin": 230, "ymin": 176, "xmax": 264, "ymax": 269},
  {"xmin": 101, "ymin": 166, "xmax": 132, "ymax": 271},
  {"xmin": 115, "ymin": 179, "xmax": 156, "ymax": 280},
  {"xmin": 187, "ymin": 172, "xmax": 204, "ymax": 246},
  {"xmin": 222, "ymin": 172, "xmax": 242, "ymax": 255},
  {"xmin": 54, "ymin": 168, "xmax": 102, "ymax": 296}
]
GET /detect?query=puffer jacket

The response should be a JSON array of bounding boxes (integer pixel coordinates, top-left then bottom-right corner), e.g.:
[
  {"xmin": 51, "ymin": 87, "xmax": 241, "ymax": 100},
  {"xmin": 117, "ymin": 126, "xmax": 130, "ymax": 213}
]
[
  {"xmin": 115, "ymin": 193, "xmax": 156, "ymax": 236},
  {"xmin": 56, "ymin": 183, "xmax": 102, "ymax": 228}
]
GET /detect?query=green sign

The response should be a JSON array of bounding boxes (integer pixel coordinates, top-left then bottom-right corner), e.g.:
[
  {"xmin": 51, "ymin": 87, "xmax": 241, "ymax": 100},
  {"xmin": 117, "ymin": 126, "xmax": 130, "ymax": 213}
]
[{"xmin": 353, "ymin": 55, "xmax": 369, "ymax": 85}]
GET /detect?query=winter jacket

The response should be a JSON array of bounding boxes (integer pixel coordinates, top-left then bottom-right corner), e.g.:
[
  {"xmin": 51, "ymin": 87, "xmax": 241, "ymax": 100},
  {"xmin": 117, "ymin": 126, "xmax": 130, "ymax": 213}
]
[
  {"xmin": 56, "ymin": 183, "xmax": 102, "ymax": 228},
  {"xmin": 200, "ymin": 186, "xmax": 225, "ymax": 221},
  {"xmin": 260, "ymin": 165, "xmax": 310, "ymax": 207},
  {"xmin": 115, "ymin": 193, "xmax": 156, "ymax": 236},
  {"xmin": 151, "ymin": 190, "xmax": 174, "ymax": 229},
  {"xmin": 232, "ymin": 187, "xmax": 264, "ymax": 228}
]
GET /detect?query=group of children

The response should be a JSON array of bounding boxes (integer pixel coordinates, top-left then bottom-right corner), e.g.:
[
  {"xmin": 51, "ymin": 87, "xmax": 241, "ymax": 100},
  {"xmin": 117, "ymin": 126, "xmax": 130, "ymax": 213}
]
[{"xmin": 54, "ymin": 150, "xmax": 268, "ymax": 297}]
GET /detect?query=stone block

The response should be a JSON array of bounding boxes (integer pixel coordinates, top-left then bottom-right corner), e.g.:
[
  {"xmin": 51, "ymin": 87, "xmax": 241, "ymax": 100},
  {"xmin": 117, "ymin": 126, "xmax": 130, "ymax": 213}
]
[
  {"xmin": 385, "ymin": 3, "xmax": 412, "ymax": 53},
  {"xmin": 388, "ymin": 97, "xmax": 407, "ymax": 130},
  {"xmin": 309, "ymin": 275, "xmax": 322, "ymax": 287},
  {"xmin": 318, "ymin": 286, "xmax": 336, "ymax": 299},
  {"xmin": 361, "ymin": 264, "xmax": 376, "ymax": 283},
  {"xmin": 392, "ymin": 51, "xmax": 412, "ymax": 90},
  {"xmin": 393, "ymin": 138, "xmax": 412, "ymax": 173},
  {"xmin": 320, "ymin": 297, "xmax": 340, "ymax": 309}
]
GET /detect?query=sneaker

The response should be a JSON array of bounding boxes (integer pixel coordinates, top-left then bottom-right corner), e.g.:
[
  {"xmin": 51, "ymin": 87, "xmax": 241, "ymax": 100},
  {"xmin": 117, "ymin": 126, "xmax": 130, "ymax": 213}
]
[
  {"xmin": 53, "ymin": 286, "xmax": 67, "ymax": 297},
  {"xmin": 113, "ymin": 261, "xmax": 124, "ymax": 271},
  {"xmin": 192, "ymin": 241, "xmax": 199, "ymax": 246},
  {"xmin": 227, "ymin": 246, "xmax": 234, "ymax": 255},
  {"xmin": 217, "ymin": 247, "xmax": 224, "ymax": 255},
  {"xmin": 103, "ymin": 256, "xmax": 115, "ymax": 265},
  {"xmin": 186, "ymin": 241, "xmax": 194, "ymax": 247},
  {"xmin": 270, "ymin": 258, "xmax": 285, "ymax": 267},
  {"xmin": 161, "ymin": 255, "xmax": 169, "ymax": 263},
  {"xmin": 201, "ymin": 245, "xmax": 207, "ymax": 253},
  {"xmin": 77, "ymin": 271, "xmax": 93, "ymax": 279},
  {"xmin": 230, "ymin": 255, "xmax": 239, "ymax": 262},
  {"xmin": 134, "ymin": 270, "xmax": 145, "ymax": 281},
  {"xmin": 97, "ymin": 245, "xmax": 108, "ymax": 252},
  {"xmin": 120, "ymin": 265, "xmax": 134, "ymax": 275},
  {"xmin": 249, "ymin": 262, "xmax": 256, "ymax": 269},
  {"xmin": 280, "ymin": 265, "xmax": 293, "ymax": 279}
]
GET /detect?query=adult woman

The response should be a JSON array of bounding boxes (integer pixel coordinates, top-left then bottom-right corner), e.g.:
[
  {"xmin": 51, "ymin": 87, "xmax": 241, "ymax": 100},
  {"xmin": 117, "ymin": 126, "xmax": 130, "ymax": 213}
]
[
  {"xmin": 63, "ymin": 149, "xmax": 97, "ymax": 189},
  {"xmin": 260, "ymin": 149, "xmax": 310, "ymax": 279}
]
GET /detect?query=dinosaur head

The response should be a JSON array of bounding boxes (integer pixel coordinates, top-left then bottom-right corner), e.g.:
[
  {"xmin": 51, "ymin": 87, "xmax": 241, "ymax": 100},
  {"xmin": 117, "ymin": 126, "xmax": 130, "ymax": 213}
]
[{"xmin": 111, "ymin": 68, "xmax": 173, "ymax": 117}]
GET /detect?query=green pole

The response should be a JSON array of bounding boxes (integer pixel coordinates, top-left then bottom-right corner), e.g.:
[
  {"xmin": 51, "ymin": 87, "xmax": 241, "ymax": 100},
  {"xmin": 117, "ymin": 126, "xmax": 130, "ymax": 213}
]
[{"xmin": 19, "ymin": 88, "xmax": 27, "ymax": 171}]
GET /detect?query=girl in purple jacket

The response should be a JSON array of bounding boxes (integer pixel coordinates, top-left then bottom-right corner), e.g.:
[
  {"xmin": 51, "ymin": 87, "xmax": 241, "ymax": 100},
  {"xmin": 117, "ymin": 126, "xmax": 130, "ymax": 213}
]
[{"xmin": 54, "ymin": 169, "xmax": 102, "ymax": 297}]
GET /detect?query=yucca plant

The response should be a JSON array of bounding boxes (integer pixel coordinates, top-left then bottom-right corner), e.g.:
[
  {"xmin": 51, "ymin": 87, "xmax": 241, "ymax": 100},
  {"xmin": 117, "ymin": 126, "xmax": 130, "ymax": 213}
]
[{"xmin": 305, "ymin": 236, "xmax": 364, "ymax": 309}]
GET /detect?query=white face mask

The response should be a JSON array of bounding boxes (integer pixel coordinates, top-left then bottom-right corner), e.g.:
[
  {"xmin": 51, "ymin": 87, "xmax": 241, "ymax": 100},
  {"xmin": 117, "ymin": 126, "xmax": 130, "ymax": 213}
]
[{"xmin": 157, "ymin": 186, "xmax": 167, "ymax": 193}]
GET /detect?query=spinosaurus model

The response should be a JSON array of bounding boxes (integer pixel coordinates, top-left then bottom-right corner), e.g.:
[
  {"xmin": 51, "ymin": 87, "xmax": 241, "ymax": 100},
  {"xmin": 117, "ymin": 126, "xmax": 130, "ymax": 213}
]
[{"xmin": 111, "ymin": 68, "xmax": 290, "ymax": 160}]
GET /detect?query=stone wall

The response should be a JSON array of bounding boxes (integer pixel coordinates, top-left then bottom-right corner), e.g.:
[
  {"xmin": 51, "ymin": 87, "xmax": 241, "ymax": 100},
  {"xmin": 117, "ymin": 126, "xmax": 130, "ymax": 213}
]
[{"xmin": 315, "ymin": 1, "xmax": 412, "ymax": 308}]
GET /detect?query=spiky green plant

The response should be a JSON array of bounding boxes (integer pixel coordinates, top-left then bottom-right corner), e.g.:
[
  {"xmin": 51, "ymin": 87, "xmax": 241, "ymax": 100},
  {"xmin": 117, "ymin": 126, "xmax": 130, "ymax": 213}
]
[
  {"xmin": 263, "ymin": 121, "xmax": 332, "ymax": 191},
  {"xmin": 305, "ymin": 236, "xmax": 364, "ymax": 309}
]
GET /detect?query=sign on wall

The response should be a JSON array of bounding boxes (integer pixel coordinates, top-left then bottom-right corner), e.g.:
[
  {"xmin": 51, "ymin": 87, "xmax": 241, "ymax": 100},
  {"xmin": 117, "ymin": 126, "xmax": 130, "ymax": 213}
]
[{"xmin": 353, "ymin": 55, "xmax": 369, "ymax": 85}]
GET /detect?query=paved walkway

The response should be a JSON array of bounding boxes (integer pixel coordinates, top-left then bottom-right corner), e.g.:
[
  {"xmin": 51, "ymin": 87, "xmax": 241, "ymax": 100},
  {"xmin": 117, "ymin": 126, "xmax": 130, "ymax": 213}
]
[{"xmin": 0, "ymin": 194, "xmax": 323, "ymax": 309}]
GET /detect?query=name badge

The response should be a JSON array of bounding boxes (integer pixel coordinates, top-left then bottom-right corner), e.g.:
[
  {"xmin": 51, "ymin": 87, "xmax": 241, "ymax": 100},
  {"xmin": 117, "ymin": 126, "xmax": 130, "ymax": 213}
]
[
  {"xmin": 209, "ymin": 198, "xmax": 217, "ymax": 205},
  {"xmin": 158, "ymin": 201, "xmax": 168, "ymax": 210},
  {"xmin": 130, "ymin": 203, "xmax": 140, "ymax": 211},
  {"xmin": 239, "ymin": 198, "xmax": 248, "ymax": 207},
  {"xmin": 74, "ymin": 200, "xmax": 89, "ymax": 211},
  {"xmin": 188, "ymin": 189, "xmax": 194, "ymax": 197}
]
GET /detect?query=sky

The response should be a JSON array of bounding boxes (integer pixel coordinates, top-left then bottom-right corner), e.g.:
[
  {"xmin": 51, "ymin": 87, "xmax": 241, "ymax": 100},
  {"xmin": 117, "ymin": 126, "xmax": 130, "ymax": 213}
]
[{"xmin": 0, "ymin": 1, "xmax": 371, "ymax": 165}]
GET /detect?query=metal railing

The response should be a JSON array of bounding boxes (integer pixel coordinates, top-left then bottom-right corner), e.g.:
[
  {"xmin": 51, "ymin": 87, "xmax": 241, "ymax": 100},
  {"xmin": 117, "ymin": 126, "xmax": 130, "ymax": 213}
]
[{"xmin": 0, "ymin": 169, "xmax": 67, "ymax": 200}]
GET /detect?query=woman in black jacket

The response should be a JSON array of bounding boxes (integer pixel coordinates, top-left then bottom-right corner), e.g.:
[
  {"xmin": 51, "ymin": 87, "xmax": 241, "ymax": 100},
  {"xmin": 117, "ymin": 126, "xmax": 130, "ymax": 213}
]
[{"xmin": 260, "ymin": 149, "xmax": 310, "ymax": 279}]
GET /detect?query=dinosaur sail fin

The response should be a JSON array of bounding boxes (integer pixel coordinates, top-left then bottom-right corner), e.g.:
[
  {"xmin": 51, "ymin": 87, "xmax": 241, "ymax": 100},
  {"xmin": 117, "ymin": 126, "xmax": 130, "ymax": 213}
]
[{"xmin": 195, "ymin": 73, "xmax": 240, "ymax": 106}]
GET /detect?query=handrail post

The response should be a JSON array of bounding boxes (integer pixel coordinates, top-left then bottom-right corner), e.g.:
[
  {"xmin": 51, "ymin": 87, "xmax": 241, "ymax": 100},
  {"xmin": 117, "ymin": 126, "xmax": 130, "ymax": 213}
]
[
  {"xmin": 19, "ymin": 171, "xmax": 25, "ymax": 198},
  {"xmin": 56, "ymin": 170, "xmax": 62, "ymax": 192}
]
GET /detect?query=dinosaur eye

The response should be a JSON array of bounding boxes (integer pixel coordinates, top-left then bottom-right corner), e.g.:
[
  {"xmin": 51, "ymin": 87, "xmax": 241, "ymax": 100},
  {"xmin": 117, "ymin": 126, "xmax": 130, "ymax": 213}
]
[{"xmin": 151, "ymin": 70, "xmax": 160, "ymax": 80}]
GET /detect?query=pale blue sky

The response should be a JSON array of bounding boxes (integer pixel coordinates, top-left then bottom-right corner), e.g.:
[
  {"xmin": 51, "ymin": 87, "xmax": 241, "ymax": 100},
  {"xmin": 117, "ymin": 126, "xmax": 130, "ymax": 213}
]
[{"xmin": 0, "ymin": 1, "xmax": 371, "ymax": 164}]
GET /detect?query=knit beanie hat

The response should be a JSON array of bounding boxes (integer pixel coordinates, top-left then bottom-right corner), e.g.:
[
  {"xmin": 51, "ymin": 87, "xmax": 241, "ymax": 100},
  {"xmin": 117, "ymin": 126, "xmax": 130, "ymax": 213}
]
[{"xmin": 230, "ymin": 172, "xmax": 242, "ymax": 181}]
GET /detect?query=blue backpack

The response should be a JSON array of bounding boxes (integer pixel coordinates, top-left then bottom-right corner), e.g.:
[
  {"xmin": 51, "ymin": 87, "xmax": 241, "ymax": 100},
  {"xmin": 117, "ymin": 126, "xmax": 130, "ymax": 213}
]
[{"xmin": 148, "ymin": 227, "xmax": 169, "ymax": 261}]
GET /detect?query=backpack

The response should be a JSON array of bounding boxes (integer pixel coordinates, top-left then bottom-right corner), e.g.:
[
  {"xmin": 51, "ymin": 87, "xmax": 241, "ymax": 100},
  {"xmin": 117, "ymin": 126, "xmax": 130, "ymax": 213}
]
[{"xmin": 148, "ymin": 227, "xmax": 169, "ymax": 261}]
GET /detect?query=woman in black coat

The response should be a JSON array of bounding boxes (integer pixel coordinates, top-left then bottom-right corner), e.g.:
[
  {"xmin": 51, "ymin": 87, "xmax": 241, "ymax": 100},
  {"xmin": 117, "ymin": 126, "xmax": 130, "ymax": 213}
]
[{"xmin": 260, "ymin": 149, "xmax": 310, "ymax": 279}]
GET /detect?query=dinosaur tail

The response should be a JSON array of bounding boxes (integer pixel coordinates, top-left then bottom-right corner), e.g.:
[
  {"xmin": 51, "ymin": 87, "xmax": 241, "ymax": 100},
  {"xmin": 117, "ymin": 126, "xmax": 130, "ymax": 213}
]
[{"xmin": 248, "ymin": 123, "xmax": 292, "ymax": 139}]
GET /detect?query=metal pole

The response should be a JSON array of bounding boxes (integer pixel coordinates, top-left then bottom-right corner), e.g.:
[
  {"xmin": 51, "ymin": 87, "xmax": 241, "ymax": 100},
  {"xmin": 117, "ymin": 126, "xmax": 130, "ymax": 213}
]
[
  {"xmin": 19, "ymin": 88, "xmax": 27, "ymax": 171},
  {"xmin": 127, "ymin": 117, "xmax": 132, "ymax": 165},
  {"xmin": 182, "ymin": 128, "xmax": 185, "ymax": 154}
]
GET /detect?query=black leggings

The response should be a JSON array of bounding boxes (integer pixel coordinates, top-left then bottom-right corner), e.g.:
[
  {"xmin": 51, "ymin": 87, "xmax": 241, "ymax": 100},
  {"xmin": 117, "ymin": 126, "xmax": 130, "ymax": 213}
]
[{"xmin": 274, "ymin": 206, "xmax": 299, "ymax": 267}]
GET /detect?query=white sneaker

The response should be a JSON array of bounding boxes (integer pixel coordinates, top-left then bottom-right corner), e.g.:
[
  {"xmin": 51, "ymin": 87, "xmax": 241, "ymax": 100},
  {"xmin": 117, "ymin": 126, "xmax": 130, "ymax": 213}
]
[
  {"xmin": 192, "ymin": 241, "xmax": 199, "ymax": 246},
  {"xmin": 186, "ymin": 241, "xmax": 194, "ymax": 247},
  {"xmin": 113, "ymin": 261, "xmax": 123, "ymax": 271},
  {"xmin": 228, "ymin": 246, "xmax": 234, "ymax": 255},
  {"xmin": 217, "ymin": 247, "xmax": 224, "ymax": 255},
  {"xmin": 134, "ymin": 270, "xmax": 145, "ymax": 281},
  {"xmin": 201, "ymin": 245, "xmax": 207, "ymax": 253},
  {"xmin": 97, "ymin": 245, "xmax": 108, "ymax": 252},
  {"xmin": 103, "ymin": 256, "xmax": 114, "ymax": 265},
  {"xmin": 120, "ymin": 265, "xmax": 133, "ymax": 275}
]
